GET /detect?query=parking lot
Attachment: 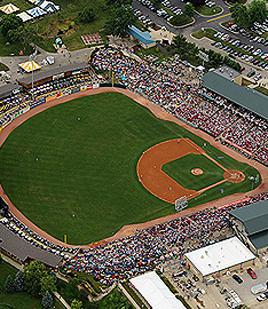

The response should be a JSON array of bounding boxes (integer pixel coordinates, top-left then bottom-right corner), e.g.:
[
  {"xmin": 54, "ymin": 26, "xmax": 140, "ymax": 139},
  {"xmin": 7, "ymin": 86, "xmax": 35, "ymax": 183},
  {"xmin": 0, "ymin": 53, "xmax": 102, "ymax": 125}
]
[
  {"xmin": 224, "ymin": 267, "xmax": 268, "ymax": 308},
  {"xmin": 164, "ymin": 252, "xmax": 268, "ymax": 308}
]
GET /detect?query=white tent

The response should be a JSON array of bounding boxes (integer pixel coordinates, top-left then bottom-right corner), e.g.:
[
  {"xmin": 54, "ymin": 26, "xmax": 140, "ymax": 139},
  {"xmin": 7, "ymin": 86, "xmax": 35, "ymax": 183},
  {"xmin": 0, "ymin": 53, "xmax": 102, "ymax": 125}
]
[
  {"xmin": 185, "ymin": 237, "xmax": 255, "ymax": 277},
  {"xmin": 17, "ymin": 12, "xmax": 33, "ymax": 23},
  {"xmin": 0, "ymin": 3, "xmax": 20, "ymax": 15},
  {"xmin": 130, "ymin": 271, "xmax": 186, "ymax": 309},
  {"xmin": 38, "ymin": 0, "xmax": 60, "ymax": 13},
  {"xmin": 27, "ymin": 6, "xmax": 47, "ymax": 18}
]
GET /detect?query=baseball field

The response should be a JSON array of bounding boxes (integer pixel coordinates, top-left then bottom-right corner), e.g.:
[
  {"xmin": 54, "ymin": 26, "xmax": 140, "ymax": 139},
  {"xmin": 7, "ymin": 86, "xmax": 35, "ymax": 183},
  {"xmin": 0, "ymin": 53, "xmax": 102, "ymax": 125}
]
[{"xmin": 0, "ymin": 92, "xmax": 261, "ymax": 244}]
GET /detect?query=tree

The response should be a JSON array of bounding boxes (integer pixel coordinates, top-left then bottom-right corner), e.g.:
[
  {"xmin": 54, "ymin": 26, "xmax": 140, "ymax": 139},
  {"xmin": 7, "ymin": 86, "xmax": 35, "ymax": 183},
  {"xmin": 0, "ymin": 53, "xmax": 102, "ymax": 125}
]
[
  {"xmin": 77, "ymin": 7, "xmax": 96, "ymax": 24},
  {"xmin": 231, "ymin": 4, "xmax": 251, "ymax": 29},
  {"xmin": 173, "ymin": 34, "xmax": 187, "ymax": 50},
  {"xmin": 102, "ymin": 290, "xmax": 132, "ymax": 308},
  {"xmin": 41, "ymin": 291, "xmax": 54, "ymax": 309},
  {"xmin": 40, "ymin": 274, "xmax": 57, "ymax": 296},
  {"xmin": 106, "ymin": 0, "xmax": 132, "ymax": 6},
  {"xmin": 24, "ymin": 261, "xmax": 47, "ymax": 297},
  {"xmin": 71, "ymin": 299, "xmax": 83, "ymax": 309},
  {"xmin": 4, "ymin": 275, "xmax": 15, "ymax": 293},
  {"xmin": 0, "ymin": 14, "xmax": 22, "ymax": 37},
  {"xmin": 184, "ymin": 2, "xmax": 195, "ymax": 17},
  {"xmin": 249, "ymin": 0, "xmax": 267, "ymax": 23},
  {"xmin": 14, "ymin": 271, "xmax": 24, "ymax": 292},
  {"xmin": 104, "ymin": 5, "xmax": 134, "ymax": 36}
]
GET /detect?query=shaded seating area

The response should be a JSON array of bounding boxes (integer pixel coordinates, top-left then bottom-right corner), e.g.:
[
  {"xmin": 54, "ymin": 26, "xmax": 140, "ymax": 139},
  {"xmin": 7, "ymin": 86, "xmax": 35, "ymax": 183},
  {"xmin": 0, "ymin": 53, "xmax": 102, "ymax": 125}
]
[{"xmin": 0, "ymin": 223, "xmax": 62, "ymax": 267}]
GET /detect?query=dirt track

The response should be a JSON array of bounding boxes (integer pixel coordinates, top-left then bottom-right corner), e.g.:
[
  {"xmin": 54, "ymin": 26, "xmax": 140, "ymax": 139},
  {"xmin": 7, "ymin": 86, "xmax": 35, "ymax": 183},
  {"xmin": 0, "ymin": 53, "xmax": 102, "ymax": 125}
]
[{"xmin": 0, "ymin": 87, "xmax": 268, "ymax": 248}]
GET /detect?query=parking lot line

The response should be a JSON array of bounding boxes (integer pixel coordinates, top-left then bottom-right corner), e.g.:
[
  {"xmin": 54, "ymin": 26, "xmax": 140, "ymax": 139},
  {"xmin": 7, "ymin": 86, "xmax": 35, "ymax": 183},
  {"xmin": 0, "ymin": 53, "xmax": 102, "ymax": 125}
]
[{"xmin": 207, "ymin": 13, "xmax": 232, "ymax": 23}]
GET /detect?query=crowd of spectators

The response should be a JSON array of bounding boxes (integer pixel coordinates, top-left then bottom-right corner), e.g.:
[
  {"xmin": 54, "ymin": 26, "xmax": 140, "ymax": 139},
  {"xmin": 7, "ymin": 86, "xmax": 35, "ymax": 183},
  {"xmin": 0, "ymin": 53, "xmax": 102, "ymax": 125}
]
[
  {"xmin": 0, "ymin": 70, "xmax": 102, "ymax": 128},
  {"xmin": 62, "ymin": 193, "xmax": 268, "ymax": 286},
  {"xmin": 0, "ymin": 47, "xmax": 267, "ymax": 285},
  {"xmin": 91, "ymin": 48, "xmax": 268, "ymax": 165}
]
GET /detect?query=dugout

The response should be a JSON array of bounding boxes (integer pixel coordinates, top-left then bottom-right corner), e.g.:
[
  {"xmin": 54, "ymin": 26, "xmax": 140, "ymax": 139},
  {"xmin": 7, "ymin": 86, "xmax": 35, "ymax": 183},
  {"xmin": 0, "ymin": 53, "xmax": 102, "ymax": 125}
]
[{"xmin": 18, "ymin": 63, "xmax": 92, "ymax": 89}]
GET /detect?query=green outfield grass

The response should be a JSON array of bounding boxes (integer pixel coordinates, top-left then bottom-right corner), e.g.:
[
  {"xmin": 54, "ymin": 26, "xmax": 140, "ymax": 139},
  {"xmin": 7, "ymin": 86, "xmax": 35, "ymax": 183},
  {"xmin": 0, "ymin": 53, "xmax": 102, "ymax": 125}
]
[
  {"xmin": 163, "ymin": 154, "xmax": 224, "ymax": 191},
  {"xmin": 0, "ymin": 93, "xmax": 261, "ymax": 244}
]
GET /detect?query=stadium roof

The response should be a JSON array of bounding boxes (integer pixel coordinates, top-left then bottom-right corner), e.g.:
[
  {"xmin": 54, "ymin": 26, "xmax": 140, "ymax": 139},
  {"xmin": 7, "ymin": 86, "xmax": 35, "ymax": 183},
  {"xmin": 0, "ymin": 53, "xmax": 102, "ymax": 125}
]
[
  {"xmin": 0, "ymin": 83, "xmax": 20, "ymax": 98},
  {"xmin": 130, "ymin": 271, "xmax": 186, "ymax": 309},
  {"xmin": 18, "ymin": 62, "xmax": 90, "ymax": 86},
  {"xmin": 230, "ymin": 200, "xmax": 268, "ymax": 235},
  {"xmin": 185, "ymin": 237, "xmax": 255, "ymax": 276},
  {"xmin": 0, "ymin": 223, "xmax": 62, "ymax": 267},
  {"xmin": 250, "ymin": 230, "xmax": 268, "ymax": 250},
  {"xmin": 128, "ymin": 25, "xmax": 156, "ymax": 45},
  {"xmin": 202, "ymin": 71, "xmax": 268, "ymax": 120}
]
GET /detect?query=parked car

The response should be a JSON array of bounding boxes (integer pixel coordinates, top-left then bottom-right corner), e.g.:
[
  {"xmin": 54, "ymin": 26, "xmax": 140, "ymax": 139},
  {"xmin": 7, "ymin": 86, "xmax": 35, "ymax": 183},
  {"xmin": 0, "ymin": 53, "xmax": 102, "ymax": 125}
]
[
  {"xmin": 232, "ymin": 274, "xmax": 243, "ymax": 284},
  {"xmin": 247, "ymin": 268, "xmax": 257, "ymax": 279},
  {"xmin": 257, "ymin": 293, "xmax": 266, "ymax": 302}
]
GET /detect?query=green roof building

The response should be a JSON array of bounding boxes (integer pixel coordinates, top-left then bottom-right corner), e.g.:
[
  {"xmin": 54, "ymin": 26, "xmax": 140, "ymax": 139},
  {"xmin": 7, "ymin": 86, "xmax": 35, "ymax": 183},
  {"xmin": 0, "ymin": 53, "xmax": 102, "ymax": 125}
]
[
  {"xmin": 202, "ymin": 71, "xmax": 268, "ymax": 120},
  {"xmin": 230, "ymin": 200, "xmax": 268, "ymax": 254}
]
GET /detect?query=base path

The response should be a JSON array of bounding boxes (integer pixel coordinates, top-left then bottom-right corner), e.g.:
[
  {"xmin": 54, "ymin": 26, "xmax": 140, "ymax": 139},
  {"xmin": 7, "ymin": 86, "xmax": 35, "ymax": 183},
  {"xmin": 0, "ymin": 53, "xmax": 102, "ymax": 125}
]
[
  {"xmin": 0, "ymin": 87, "xmax": 268, "ymax": 248},
  {"xmin": 137, "ymin": 138, "xmax": 198, "ymax": 204}
]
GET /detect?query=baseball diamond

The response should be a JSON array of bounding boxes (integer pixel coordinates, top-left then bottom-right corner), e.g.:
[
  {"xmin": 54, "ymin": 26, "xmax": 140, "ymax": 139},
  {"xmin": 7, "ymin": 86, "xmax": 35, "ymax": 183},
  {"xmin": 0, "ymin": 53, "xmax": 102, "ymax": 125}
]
[{"xmin": 0, "ymin": 89, "xmax": 263, "ymax": 245}]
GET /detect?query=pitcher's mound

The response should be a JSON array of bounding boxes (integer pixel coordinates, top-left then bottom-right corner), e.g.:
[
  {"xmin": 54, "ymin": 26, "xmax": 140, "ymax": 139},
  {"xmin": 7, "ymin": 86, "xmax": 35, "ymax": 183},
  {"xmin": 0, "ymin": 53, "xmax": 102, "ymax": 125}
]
[{"xmin": 191, "ymin": 168, "xmax": 204, "ymax": 176}]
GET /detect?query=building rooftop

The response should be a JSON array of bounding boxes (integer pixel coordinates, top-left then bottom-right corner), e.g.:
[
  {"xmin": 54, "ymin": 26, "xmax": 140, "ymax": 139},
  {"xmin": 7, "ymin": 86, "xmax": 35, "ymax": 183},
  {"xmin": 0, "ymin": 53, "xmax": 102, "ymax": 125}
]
[
  {"xmin": 130, "ymin": 271, "xmax": 186, "ymax": 309},
  {"xmin": 0, "ymin": 83, "xmax": 20, "ymax": 98},
  {"xmin": 18, "ymin": 62, "xmax": 90, "ymax": 86},
  {"xmin": 250, "ymin": 230, "xmax": 268, "ymax": 250},
  {"xmin": 0, "ymin": 223, "xmax": 62, "ymax": 268},
  {"xmin": 230, "ymin": 200, "xmax": 268, "ymax": 235},
  {"xmin": 128, "ymin": 25, "xmax": 155, "ymax": 45},
  {"xmin": 185, "ymin": 237, "xmax": 255, "ymax": 276},
  {"xmin": 202, "ymin": 71, "xmax": 268, "ymax": 120}
]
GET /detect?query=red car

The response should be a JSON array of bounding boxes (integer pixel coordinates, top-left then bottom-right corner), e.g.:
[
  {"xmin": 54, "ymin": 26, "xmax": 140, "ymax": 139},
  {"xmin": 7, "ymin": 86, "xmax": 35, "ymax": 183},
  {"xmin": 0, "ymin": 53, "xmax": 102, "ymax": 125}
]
[{"xmin": 247, "ymin": 268, "xmax": 257, "ymax": 279}]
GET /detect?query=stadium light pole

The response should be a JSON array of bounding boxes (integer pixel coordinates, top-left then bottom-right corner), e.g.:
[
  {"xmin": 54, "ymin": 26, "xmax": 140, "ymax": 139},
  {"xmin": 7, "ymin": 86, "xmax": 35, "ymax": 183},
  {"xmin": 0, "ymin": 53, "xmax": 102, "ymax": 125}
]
[{"xmin": 29, "ymin": 48, "xmax": 37, "ymax": 101}]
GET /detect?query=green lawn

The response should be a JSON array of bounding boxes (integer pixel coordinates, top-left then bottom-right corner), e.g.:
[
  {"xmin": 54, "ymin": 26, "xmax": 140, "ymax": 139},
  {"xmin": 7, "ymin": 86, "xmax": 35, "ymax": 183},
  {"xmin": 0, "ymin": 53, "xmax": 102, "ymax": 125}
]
[
  {"xmin": 0, "ymin": 93, "xmax": 261, "ymax": 244},
  {"xmin": 192, "ymin": 28, "xmax": 217, "ymax": 40},
  {"xmin": 0, "ymin": 0, "xmax": 110, "ymax": 54},
  {"xmin": 195, "ymin": 5, "xmax": 223, "ymax": 16},
  {"xmin": 163, "ymin": 154, "xmax": 224, "ymax": 191},
  {"xmin": 30, "ymin": 0, "xmax": 110, "ymax": 51},
  {"xmin": 0, "ymin": 63, "xmax": 9, "ymax": 71}
]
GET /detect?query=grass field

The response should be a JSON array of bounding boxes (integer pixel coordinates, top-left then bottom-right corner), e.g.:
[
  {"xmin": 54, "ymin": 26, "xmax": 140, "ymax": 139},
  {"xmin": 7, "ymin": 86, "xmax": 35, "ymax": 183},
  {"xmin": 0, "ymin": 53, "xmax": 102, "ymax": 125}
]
[
  {"xmin": 0, "ymin": 93, "xmax": 261, "ymax": 244},
  {"xmin": 0, "ymin": 0, "xmax": 110, "ymax": 55},
  {"xmin": 163, "ymin": 154, "xmax": 224, "ymax": 191}
]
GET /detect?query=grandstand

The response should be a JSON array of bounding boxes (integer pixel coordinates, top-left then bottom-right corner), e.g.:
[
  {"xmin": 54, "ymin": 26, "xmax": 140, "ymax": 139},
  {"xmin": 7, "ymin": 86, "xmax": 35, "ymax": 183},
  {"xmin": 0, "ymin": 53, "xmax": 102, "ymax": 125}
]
[
  {"xmin": 230, "ymin": 200, "xmax": 268, "ymax": 254},
  {"xmin": 202, "ymin": 71, "xmax": 268, "ymax": 120}
]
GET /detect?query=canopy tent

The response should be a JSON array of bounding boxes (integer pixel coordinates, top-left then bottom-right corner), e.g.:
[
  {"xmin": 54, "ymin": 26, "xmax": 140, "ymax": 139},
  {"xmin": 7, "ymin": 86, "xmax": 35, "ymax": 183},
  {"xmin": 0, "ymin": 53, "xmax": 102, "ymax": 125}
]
[
  {"xmin": 27, "ymin": 0, "xmax": 38, "ymax": 4},
  {"xmin": 130, "ymin": 271, "xmax": 186, "ymax": 309},
  {"xmin": 37, "ymin": 0, "xmax": 60, "ymax": 13},
  {"xmin": 27, "ymin": 6, "xmax": 47, "ymax": 18},
  {"xmin": 17, "ymin": 12, "xmax": 33, "ymax": 22},
  {"xmin": 0, "ymin": 3, "xmax": 20, "ymax": 14},
  {"xmin": 19, "ymin": 61, "xmax": 41, "ymax": 73}
]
